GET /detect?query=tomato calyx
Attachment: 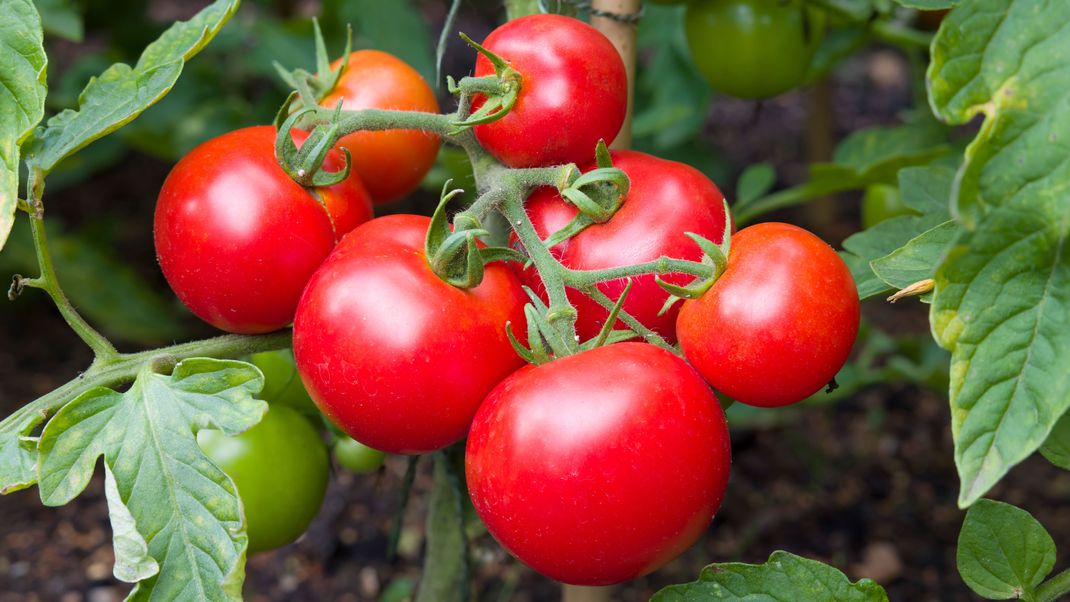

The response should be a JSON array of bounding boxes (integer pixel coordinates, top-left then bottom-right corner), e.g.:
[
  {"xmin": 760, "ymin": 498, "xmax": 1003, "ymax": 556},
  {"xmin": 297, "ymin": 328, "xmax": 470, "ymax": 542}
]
[
  {"xmin": 507, "ymin": 281, "xmax": 638, "ymax": 366},
  {"xmin": 655, "ymin": 199, "xmax": 734, "ymax": 313},
  {"xmin": 273, "ymin": 18, "xmax": 353, "ymax": 108},
  {"xmin": 425, "ymin": 182, "xmax": 526, "ymax": 289},
  {"xmin": 274, "ymin": 97, "xmax": 353, "ymax": 188},
  {"xmin": 542, "ymin": 142, "xmax": 631, "ymax": 249},
  {"xmin": 447, "ymin": 33, "xmax": 522, "ymax": 129}
]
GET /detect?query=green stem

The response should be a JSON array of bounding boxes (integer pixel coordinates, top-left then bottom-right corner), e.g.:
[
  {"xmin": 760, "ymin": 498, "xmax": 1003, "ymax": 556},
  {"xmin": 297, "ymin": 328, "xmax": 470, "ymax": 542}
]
[
  {"xmin": 871, "ymin": 20, "xmax": 933, "ymax": 50},
  {"xmin": 734, "ymin": 177, "xmax": 863, "ymax": 226},
  {"xmin": 497, "ymin": 189, "xmax": 580, "ymax": 353},
  {"xmin": 3, "ymin": 330, "xmax": 292, "ymax": 444},
  {"xmin": 1037, "ymin": 568, "xmax": 1070, "ymax": 602},
  {"xmin": 452, "ymin": 75, "xmax": 509, "ymax": 95},
  {"xmin": 457, "ymin": 188, "xmax": 506, "ymax": 225},
  {"xmin": 22, "ymin": 173, "xmax": 119, "ymax": 362},
  {"xmin": 564, "ymin": 257, "xmax": 712, "ymax": 288},
  {"xmin": 305, "ymin": 107, "xmax": 457, "ymax": 138}
]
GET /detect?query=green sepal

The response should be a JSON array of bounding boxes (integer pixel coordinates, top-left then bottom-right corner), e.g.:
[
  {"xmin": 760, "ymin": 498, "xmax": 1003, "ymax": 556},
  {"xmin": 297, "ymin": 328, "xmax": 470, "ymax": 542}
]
[
  {"xmin": 449, "ymin": 33, "xmax": 521, "ymax": 128},
  {"xmin": 456, "ymin": 236, "xmax": 486, "ymax": 289},
  {"xmin": 594, "ymin": 139, "xmax": 613, "ymax": 168},
  {"xmin": 273, "ymin": 18, "xmax": 353, "ymax": 108},
  {"xmin": 458, "ymin": 32, "xmax": 510, "ymax": 74},
  {"xmin": 523, "ymin": 304, "xmax": 552, "ymax": 365},
  {"xmin": 654, "ymin": 276, "xmax": 710, "ymax": 300},
  {"xmin": 272, "ymin": 62, "xmax": 319, "ymax": 109},
  {"xmin": 520, "ymin": 288, "xmax": 576, "ymax": 358},
  {"xmin": 589, "ymin": 279, "xmax": 633, "ymax": 349},
  {"xmin": 479, "ymin": 246, "xmax": 527, "ymax": 265},
  {"xmin": 272, "ymin": 92, "xmax": 300, "ymax": 132},
  {"xmin": 686, "ymin": 231, "xmax": 727, "ymax": 278},
  {"xmin": 543, "ymin": 214, "xmax": 595, "ymax": 249},
  {"xmin": 505, "ymin": 321, "xmax": 537, "ymax": 364},
  {"xmin": 424, "ymin": 182, "xmax": 489, "ymax": 289},
  {"xmin": 656, "ymin": 294, "xmax": 684, "ymax": 318},
  {"xmin": 652, "ymin": 203, "xmax": 733, "ymax": 307},
  {"xmin": 561, "ymin": 188, "xmax": 610, "ymax": 222},
  {"xmin": 541, "ymin": 165, "xmax": 631, "ymax": 246},
  {"xmin": 580, "ymin": 329, "xmax": 639, "ymax": 351},
  {"xmin": 425, "ymin": 180, "xmax": 459, "ymax": 259},
  {"xmin": 559, "ymin": 166, "xmax": 630, "ymax": 223},
  {"xmin": 273, "ymin": 102, "xmax": 352, "ymax": 188}
]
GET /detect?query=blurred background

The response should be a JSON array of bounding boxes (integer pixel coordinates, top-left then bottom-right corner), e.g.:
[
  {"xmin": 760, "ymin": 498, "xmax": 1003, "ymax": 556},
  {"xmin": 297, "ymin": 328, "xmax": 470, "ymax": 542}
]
[{"xmin": 1, "ymin": 1, "xmax": 1067, "ymax": 600}]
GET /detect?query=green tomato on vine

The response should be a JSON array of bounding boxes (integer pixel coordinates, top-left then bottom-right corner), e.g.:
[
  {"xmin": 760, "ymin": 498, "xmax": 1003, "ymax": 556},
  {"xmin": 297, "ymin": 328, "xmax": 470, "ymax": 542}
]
[
  {"xmin": 249, "ymin": 349, "xmax": 320, "ymax": 417},
  {"xmin": 198, "ymin": 404, "xmax": 330, "ymax": 554},
  {"xmin": 685, "ymin": 0, "xmax": 827, "ymax": 99},
  {"xmin": 333, "ymin": 436, "xmax": 387, "ymax": 474},
  {"xmin": 861, "ymin": 184, "xmax": 916, "ymax": 228}
]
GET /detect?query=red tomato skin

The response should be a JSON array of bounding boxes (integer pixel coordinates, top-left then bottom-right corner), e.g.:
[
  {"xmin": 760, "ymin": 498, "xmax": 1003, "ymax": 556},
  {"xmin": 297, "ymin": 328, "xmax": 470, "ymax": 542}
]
[
  {"xmin": 677, "ymin": 223, "xmax": 860, "ymax": 407},
  {"xmin": 293, "ymin": 214, "xmax": 528, "ymax": 454},
  {"xmin": 472, "ymin": 14, "xmax": 627, "ymax": 168},
  {"xmin": 154, "ymin": 126, "xmax": 373, "ymax": 334},
  {"xmin": 519, "ymin": 150, "xmax": 729, "ymax": 343},
  {"xmin": 466, "ymin": 342, "xmax": 732, "ymax": 585},
  {"xmin": 322, "ymin": 50, "xmax": 440, "ymax": 204}
]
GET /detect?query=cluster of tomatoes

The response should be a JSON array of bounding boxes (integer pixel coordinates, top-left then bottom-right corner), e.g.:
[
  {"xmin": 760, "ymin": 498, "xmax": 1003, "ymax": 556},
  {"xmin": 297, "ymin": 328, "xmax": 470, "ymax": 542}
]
[{"xmin": 153, "ymin": 12, "xmax": 859, "ymax": 586}]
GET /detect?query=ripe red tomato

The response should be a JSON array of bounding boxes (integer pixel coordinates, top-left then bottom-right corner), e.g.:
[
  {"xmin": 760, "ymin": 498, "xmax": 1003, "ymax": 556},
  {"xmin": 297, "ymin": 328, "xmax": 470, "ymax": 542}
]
[
  {"xmin": 677, "ymin": 223, "xmax": 860, "ymax": 407},
  {"xmin": 321, "ymin": 50, "xmax": 440, "ymax": 204},
  {"xmin": 472, "ymin": 14, "xmax": 627, "ymax": 168},
  {"xmin": 519, "ymin": 150, "xmax": 729, "ymax": 343},
  {"xmin": 292, "ymin": 214, "xmax": 527, "ymax": 454},
  {"xmin": 154, "ymin": 126, "xmax": 373, "ymax": 334},
  {"xmin": 466, "ymin": 342, "xmax": 731, "ymax": 585}
]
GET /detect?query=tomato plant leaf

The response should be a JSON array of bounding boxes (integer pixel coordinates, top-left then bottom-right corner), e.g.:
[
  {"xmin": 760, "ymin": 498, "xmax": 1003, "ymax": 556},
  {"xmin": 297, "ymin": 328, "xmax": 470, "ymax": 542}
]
[
  {"xmin": 736, "ymin": 163, "xmax": 776, "ymax": 206},
  {"xmin": 652, "ymin": 550, "xmax": 889, "ymax": 601},
  {"xmin": 933, "ymin": 198, "xmax": 1070, "ymax": 507},
  {"xmin": 35, "ymin": 358, "xmax": 266, "ymax": 601},
  {"xmin": 1040, "ymin": 411, "xmax": 1070, "ymax": 470},
  {"xmin": 841, "ymin": 165, "xmax": 954, "ymax": 300},
  {"xmin": 0, "ymin": 0, "xmax": 47, "ymax": 252},
  {"xmin": 871, "ymin": 220, "xmax": 959, "ymax": 296},
  {"xmin": 956, "ymin": 499, "xmax": 1055, "ymax": 600},
  {"xmin": 826, "ymin": 122, "xmax": 950, "ymax": 186},
  {"xmin": 0, "ymin": 407, "xmax": 48, "ymax": 494},
  {"xmin": 416, "ymin": 451, "xmax": 469, "ymax": 602},
  {"xmin": 927, "ymin": 0, "xmax": 1070, "ymax": 507},
  {"xmin": 929, "ymin": 0, "xmax": 1069, "ymax": 228},
  {"xmin": 24, "ymin": 0, "xmax": 238, "ymax": 175},
  {"xmin": 36, "ymin": 0, "xmax": 83, "ymax": 42},
  {"xmin": 103, "ymin": 464, "xmax": 159, "ymax": 583}
]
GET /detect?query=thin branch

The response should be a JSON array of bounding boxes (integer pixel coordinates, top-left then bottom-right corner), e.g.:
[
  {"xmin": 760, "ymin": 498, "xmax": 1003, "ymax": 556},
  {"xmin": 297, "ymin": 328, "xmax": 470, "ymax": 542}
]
[{"xmin": 23, "ymin": 171, "xmax": 119, "ymax": 362}]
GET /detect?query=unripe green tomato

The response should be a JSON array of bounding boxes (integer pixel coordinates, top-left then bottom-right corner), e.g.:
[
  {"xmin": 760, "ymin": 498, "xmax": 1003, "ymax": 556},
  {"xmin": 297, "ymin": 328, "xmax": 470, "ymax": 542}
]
[
  {"xmin": 198, "ymin": 405, "xmax": 329, "ymax": 554},
  {"xmin": 861, "ymin": 184, "xmax": 915, "ymax": 229},
  {"xmin": 333, "ymin": 436, "xmax": 386, "ymax": 474},
  {"xmin": 249, "ymin": 349, "xmax": 319, "ymax": 417},
  {"xmin": 685, "ymin": 0, "xmax": 826, "ymax": 99}
]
